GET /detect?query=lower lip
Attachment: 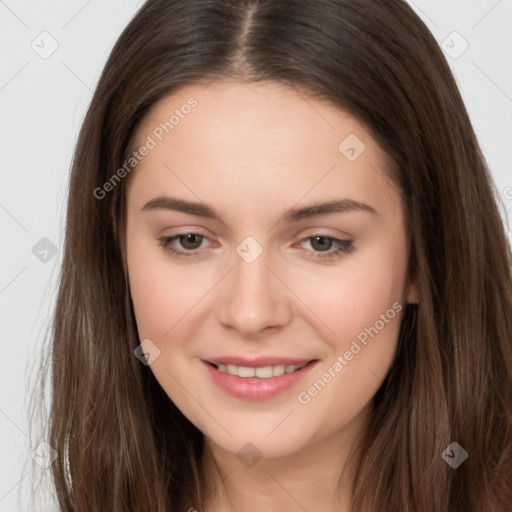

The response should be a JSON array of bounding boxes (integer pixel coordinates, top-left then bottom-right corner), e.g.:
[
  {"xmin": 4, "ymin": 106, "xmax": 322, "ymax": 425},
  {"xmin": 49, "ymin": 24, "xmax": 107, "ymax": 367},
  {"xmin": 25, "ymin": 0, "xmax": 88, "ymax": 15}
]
[{"xmin": 202, "ymin": 360, "xmax": 318, "ymax": 400}]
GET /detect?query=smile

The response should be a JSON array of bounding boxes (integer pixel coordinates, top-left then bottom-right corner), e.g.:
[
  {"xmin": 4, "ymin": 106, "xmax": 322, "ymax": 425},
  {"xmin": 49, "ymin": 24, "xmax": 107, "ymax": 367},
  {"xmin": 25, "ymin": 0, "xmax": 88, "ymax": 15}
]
[
  {"xmin": 202, "ymin": 358, "xmax": 318, "ymax": 400},
  {"xmin": 214, "ymin": 362, "xmax": 307, "ymax": 378}
]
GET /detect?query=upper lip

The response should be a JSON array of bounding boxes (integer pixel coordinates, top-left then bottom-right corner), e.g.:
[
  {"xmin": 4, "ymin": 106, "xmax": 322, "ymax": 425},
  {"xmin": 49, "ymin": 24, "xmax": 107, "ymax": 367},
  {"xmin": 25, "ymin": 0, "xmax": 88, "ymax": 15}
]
[{"xmin": 204, "ymin": 356, "xmax": 316, "ymax": 367}]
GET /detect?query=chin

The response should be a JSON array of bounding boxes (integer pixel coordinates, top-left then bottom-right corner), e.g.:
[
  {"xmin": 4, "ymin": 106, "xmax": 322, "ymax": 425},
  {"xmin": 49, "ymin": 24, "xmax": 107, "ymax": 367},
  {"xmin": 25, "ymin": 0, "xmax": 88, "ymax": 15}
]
[{"xmin": 200, "ymin": 416, "xmax": 318, "ymax": 462}]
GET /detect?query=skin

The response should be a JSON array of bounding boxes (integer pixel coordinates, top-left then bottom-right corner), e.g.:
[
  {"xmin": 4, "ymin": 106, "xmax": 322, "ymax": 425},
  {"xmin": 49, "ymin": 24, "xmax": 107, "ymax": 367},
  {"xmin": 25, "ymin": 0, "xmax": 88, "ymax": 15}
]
[{"xmin": 125, "ymin": 80, "xmax": 418, "ymax": 512}]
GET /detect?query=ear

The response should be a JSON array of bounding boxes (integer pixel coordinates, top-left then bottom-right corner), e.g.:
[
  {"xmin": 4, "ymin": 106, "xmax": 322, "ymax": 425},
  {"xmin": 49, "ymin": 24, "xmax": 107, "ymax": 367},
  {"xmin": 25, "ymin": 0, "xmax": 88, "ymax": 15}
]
[{"xmin": 405, "ymin": 273, "xmax": 419, "ymax": 305}]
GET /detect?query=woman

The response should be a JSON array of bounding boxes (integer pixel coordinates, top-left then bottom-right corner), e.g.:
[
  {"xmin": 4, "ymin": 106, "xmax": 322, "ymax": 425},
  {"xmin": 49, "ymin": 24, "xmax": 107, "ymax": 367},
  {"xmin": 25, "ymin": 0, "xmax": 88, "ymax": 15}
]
[{"xmin": 31, "ymin": 0, "xmax": 512, "ymax": 510}]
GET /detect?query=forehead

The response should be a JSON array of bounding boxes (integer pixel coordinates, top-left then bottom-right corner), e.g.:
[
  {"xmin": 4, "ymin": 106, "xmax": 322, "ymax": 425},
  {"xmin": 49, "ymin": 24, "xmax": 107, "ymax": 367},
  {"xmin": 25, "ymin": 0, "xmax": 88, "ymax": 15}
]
[
  {"xmin": 136, "ymin": 79, "xmax": 368, "ymax": 157},
  {"xmin": 127, "ymin": 80, "xmax": 399, "ymax": 218}
]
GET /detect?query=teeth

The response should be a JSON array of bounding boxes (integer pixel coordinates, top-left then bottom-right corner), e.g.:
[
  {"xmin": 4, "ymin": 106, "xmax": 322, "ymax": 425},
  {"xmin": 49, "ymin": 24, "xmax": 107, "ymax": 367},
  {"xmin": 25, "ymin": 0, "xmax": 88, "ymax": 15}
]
[
  {"xmin": 215, "ymin": 363, "xmax": 306, "ymax": 378},
  {"xmin": 255, "ymin": 366, "xmax": 272, "ymax": 378},
  {"xmin": 238, "ymin": 366, "xmax": 255, "ymax": 378},
  {"xmin": 272, "ymin": 365, "xmax": 285, "ymax": 376}
]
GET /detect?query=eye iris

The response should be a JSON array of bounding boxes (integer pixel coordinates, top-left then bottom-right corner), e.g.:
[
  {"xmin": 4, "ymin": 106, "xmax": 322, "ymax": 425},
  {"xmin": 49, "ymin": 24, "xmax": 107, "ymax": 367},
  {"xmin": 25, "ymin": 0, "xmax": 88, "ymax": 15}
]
[
  {"xmin": 180, "ymin": 234, "xmax": 203, "ymax": 250},
  {"xmin": 311, "ymin": 236, "xmax": 332, "ymax": 251}
]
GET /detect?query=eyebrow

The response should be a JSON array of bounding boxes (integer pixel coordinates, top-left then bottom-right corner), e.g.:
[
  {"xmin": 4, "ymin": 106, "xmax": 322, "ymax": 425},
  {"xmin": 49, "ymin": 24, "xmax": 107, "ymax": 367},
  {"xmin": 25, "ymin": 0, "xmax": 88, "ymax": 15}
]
[{"xmin": 141, "ymin": 196, "xmax": 377, "ymax": 222}]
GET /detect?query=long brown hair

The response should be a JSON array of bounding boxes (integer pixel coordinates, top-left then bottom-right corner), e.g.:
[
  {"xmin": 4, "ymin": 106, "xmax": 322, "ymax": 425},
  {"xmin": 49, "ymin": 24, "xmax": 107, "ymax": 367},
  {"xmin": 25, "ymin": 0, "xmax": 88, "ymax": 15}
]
[{"xmin": 29, "ymin": 0, "xmax": 512, "ymax": 510}]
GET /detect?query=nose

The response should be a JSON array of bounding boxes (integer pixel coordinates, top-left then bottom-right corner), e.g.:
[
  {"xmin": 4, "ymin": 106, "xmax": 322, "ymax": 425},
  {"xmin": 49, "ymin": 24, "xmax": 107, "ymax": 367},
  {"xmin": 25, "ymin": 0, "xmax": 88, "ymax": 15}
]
[{"xmin": 216, "ymin": 248, "xmax": 293, "ymax": 337}]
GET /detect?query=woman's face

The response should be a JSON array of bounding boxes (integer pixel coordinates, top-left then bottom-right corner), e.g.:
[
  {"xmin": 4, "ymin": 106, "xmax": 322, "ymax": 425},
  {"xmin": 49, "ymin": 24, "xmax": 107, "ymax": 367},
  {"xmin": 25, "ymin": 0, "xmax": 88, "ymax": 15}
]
[{"xmin": 125, "ymin": 80, "xmax": 416, "ymax": 459}]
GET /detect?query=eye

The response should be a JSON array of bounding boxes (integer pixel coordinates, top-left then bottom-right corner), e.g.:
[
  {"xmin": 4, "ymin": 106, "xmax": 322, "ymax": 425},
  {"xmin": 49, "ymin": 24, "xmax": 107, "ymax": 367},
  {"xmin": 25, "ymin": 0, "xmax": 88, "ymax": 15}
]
[
  {"xmin": 157, "ymin": 233, "xmax": 354, "ymax": 260},
  {"xmin": 298, "ymin": 235, "xmax": 354, "ymax": 259},
  {"xmin": 158, "ymin": 233, "xmax": 211, "ymax": 257}
]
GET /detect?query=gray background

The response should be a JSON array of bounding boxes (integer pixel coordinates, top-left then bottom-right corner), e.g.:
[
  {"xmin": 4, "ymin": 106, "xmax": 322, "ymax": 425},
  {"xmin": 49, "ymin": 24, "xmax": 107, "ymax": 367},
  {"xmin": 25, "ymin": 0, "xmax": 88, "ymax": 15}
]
[{"xmin": 1, "ymin": 1, "xmax": 511, "ymax": 510}]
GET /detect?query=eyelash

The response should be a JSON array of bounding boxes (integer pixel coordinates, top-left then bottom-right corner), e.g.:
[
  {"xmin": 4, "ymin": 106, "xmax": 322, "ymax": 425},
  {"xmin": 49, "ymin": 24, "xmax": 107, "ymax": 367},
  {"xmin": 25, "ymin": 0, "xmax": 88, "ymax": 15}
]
[{"xmin": 157, "ymin": 233, "xmax": 354, "ymax": 260}]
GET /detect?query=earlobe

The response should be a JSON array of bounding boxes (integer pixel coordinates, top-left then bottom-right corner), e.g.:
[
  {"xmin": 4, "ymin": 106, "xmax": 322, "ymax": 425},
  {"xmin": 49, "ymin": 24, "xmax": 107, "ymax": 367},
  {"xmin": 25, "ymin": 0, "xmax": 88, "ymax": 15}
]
[{"xmin": 405, "ymin": 275, "xmax": 419, "ymax": 305}]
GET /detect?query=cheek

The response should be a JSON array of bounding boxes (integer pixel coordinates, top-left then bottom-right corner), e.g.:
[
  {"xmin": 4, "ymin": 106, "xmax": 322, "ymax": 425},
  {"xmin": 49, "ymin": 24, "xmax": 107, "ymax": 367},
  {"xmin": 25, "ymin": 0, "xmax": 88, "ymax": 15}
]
[
  {"xmin": 287, "ymin": 237, "xmax": 407, "ymax": 432},
  {"xmin": 128, "ymin": 264, "xmax": 176, "ymax": 337},
  {"xmin": 126, "ymin": 233, "xmax": 207, "ymax": 339},
  {"xmin": 291, "ymin": 238, "xmax": 407, "ymax": 349}
]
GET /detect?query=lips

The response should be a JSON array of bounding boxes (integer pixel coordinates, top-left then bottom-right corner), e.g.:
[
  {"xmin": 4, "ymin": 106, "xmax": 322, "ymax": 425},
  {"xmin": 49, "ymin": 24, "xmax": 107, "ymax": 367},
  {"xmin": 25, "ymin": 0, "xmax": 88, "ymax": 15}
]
[{"xmin": 202, "ymin": 357, "xmax": 318, "ymax": 400}]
